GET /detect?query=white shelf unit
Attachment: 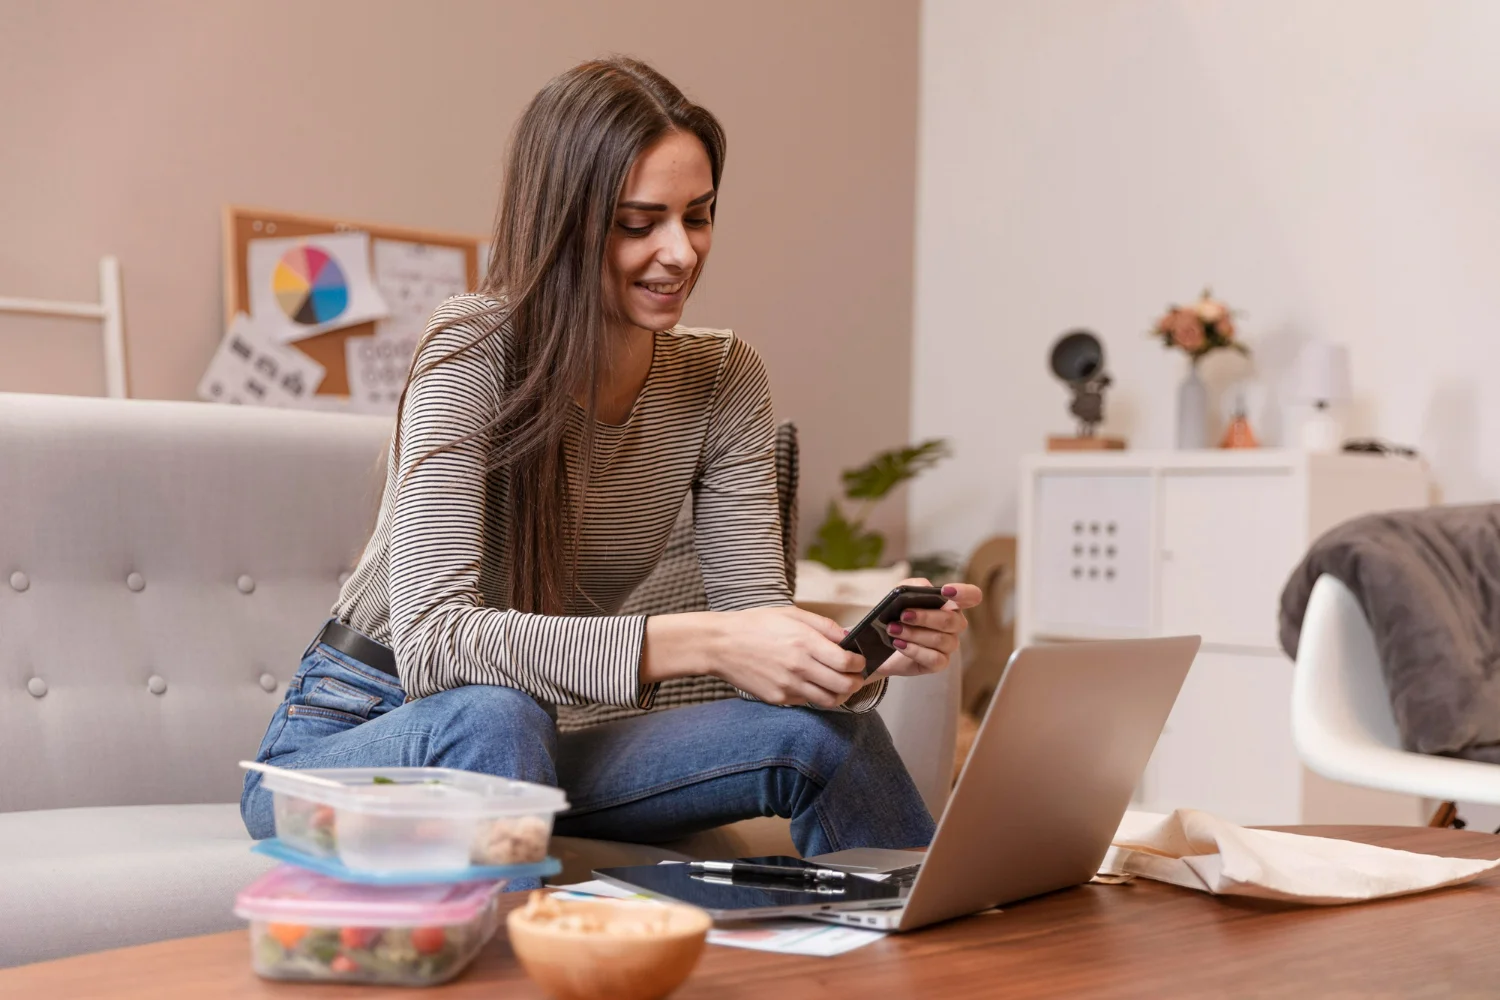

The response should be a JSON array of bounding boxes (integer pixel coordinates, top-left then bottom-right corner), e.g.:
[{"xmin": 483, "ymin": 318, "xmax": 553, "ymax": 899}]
[{"xmin": 1017, "ymin": 449, "xmax": 1430, "ymax": 826}]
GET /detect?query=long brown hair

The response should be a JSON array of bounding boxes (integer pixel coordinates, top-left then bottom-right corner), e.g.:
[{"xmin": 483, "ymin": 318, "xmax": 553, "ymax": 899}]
[{"xmin": 394, "ymin": 57, "xmax": 725, "ymax": 614}]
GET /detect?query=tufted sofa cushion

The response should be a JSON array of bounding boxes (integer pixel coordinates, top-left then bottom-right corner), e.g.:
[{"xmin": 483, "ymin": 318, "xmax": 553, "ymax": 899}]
[{"xmin": 0, "ymin": 393, "xmax": 393, "ymax": 812}]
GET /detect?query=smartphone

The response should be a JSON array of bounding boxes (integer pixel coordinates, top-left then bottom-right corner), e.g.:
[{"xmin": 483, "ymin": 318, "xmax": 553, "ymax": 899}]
[{"xmin": 839, "ymin": 585, "xmax": 949, "ymax": 677}]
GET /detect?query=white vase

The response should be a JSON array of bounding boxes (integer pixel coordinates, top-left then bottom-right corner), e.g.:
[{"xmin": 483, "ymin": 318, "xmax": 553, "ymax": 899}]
[{"xmin": 1175, "ymin": 361, "xmax": 1208, "ymax": 449}]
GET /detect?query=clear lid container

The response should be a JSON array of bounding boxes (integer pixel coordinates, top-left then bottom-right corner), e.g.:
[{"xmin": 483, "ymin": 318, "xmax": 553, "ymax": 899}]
[
  {"xmin": 235, "ymin": 865, "xmax": 501, "ymax": 926},
  {"xmin": 257, "ymin": 767, "xmax": 568, "ymax": 818}
]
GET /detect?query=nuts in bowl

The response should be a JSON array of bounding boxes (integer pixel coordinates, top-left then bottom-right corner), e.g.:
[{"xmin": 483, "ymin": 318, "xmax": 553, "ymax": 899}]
[{"xmin": 507, "ymin": 892, "xmax": 711, "ymax": 1000}]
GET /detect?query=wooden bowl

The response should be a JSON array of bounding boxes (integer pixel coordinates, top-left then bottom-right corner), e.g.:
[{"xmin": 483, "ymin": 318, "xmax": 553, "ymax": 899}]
[{"xmin": 506, "ymin": 892, "xmax": 712, "ymax": 1000}]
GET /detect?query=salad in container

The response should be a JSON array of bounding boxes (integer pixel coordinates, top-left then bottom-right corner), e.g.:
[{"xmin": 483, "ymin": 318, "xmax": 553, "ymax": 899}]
[
  {"xmin": 236, "ymin": 865, "xmax": 503, "ymax": 986},
  {"xmin": 260, "ymin": 766, "xmax": 567, "ymax": 874}
]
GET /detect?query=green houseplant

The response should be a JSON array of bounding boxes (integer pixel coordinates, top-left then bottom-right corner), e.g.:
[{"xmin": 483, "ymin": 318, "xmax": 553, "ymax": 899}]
[{"xmin": 807, "ymin": 438, "xmax": 952, "ymax": 575}]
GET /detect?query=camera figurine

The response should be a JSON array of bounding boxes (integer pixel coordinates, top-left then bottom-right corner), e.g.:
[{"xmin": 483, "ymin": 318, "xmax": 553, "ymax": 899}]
[{"xmin": 1047, "ymin": 330, "xmax": 1125, "ymax": 450}]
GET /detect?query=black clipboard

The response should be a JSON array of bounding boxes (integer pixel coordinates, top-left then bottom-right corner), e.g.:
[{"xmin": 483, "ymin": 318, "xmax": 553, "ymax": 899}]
[{"xmin": 592, "ymin": 856, "xmax": 905, "ymax": 921}]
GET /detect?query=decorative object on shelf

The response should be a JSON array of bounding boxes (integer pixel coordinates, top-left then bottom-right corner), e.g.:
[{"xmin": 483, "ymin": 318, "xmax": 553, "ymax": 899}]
[
  {"xmin": 1292, "ymin": 340, "xmax": 1351, "ymax": 453},
  {"xmin": 1220, "ymin": 395, "xmax": 1259, "ymax": 449},
  {"xmin": 794, "ymin": 559, "xmax": 913, "ymax": 627},
  {"xmin": 958, "ymin": 535, "xmax": 1017, "ymax": 718},
  {"xmin": 807, "ymin": 439, "xmax": 951, "ymax": 573},
  {"xmin": 1342, "ymin": 438, "xmax": 1418, "ymax": 458},
  {"xmin": 1177, "ymin": 365, "xmax": 1210, "ymax": 450},
  {"xmin": 1152, "ymin": 290, "xmax": 1249, "ymax": 449},
  {"xmin": 1046, "ymin": 330, "xmax": 1125, "ymax": 451}
]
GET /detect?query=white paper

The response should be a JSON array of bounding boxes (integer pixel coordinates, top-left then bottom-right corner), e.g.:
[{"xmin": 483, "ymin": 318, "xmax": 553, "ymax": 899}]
[
  {"xmin": 1098, "ymin": 808, "xmax": 1500, "ymax": 904},
  {"xmin": 1113, "ymin": 809, "xmax": 1169, "ymax": 843},
  {"xmin": 373, "ymin": 238, "xmax": 469, "ymax": 342},
  {"xmin": 247, "ymin": 231, "xmax": 389, "ymax": 343},
  {"xmin": 707, "ymin": 920, "xmax": 885, "ymax": 957},
  {"xmin": 551, "ymin": 881, "xmax": 649, "ymax": 901},
  {"xmin": 329, "ymin": 239, "xmax": 472, "ymax": 414},
  {"xmin": 475, "ymin": 241, "xmax": 491, "ymax": 289},
  {"xmin": 344, "ymin": 334, "xmax": 412, "ymax": 414},
  {"xmin": 197, "ymin": 313, "xmax": 326, "ymax": 408},
  {"xmin": 548, "ymin": 883, "xmax": 886, "ymax": 957}
]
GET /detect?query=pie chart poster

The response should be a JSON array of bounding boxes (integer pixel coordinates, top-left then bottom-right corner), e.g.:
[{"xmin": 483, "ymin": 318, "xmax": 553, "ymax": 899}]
[{"xmin": 246, "ymin": 231, "xmax": 390, "ymax": 343}]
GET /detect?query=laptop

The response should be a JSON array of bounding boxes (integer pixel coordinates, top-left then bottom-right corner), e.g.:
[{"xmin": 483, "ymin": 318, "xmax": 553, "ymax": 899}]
[
  {"xmin": 807, "ymin": 635, "xmax": 1200, "ymax": 931},
  {"xmin": 594, "ymin": 636, "xmax": 1199, "ymax": 931}
]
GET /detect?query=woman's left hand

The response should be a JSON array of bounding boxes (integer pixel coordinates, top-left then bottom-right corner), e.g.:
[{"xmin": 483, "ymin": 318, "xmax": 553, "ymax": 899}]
[{"xmin": 868, "ymin": 578, "xmax": 983, "ymax": 680}]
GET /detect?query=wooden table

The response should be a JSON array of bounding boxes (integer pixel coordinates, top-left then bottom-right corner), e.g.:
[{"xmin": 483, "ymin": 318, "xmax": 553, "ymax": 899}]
[{"xmin": 7, "ymin": 826, "xmax": 1500, "ymax": 998}]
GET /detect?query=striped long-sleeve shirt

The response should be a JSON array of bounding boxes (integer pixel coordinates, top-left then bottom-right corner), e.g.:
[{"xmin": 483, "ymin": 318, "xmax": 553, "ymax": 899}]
[{"xmin": 334, "ymin": 294, "xmax": 881, "ymax": 713}]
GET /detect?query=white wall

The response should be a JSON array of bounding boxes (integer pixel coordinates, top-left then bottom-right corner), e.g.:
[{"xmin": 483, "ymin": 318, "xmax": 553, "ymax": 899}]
[{"xmin": 911, "ymin": 0, "xmax": 1500, "ymax": 557}]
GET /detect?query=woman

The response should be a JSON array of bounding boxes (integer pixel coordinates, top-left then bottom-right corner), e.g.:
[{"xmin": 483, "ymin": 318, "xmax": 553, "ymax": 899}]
[{"xmin": 241, "ymin": 57, "xmax": 981, "ymax": 858}]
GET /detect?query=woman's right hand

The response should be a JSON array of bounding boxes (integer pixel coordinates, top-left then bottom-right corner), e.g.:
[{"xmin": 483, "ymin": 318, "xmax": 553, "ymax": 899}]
[{"xmin": 643, "ymin": 607, "xmax": 867, "ymax": 709}]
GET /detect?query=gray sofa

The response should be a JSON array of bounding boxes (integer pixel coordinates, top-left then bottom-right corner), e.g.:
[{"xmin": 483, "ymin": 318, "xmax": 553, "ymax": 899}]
[{"xmin": 0, "ymin": 391, "xmax": 954, "ymax": 967}]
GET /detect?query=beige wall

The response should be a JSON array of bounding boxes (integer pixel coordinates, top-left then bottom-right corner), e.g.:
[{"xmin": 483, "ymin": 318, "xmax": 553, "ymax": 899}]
[{"xmin": 0, "ymin": 0, "xmax": 919, "ymax": 554}]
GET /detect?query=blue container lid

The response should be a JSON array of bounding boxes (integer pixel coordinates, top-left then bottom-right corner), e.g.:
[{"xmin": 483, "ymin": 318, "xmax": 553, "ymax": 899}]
[{"xmin": 252, "ymin": 838, "xmax": 560, "ymax": 886}]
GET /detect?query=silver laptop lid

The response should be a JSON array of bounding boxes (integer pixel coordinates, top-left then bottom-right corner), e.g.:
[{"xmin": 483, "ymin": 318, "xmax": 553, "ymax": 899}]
[{"xmin": 897, "ymin": 636, "xmax": 1200, "ymax": 931}]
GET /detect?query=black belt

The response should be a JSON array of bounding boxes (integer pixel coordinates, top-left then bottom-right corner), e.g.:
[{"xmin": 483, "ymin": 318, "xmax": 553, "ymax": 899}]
[{"xmin": 316, "ymin": 620, "xmax": 399, "ymax": 679}]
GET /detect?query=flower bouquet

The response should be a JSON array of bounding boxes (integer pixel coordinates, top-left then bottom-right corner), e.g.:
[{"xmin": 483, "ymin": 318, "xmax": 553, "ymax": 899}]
[
  {"xmin": 1153, "ymin": 290, "xmax": 1248, "ymax": 361},
  {"xmin": 1153, "ymin": 290, "xmax": 1248, "ymax": 448}
]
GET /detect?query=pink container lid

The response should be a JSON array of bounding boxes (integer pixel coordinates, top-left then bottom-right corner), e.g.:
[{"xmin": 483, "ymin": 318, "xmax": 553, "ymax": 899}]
[{"xmin": 235, "ymin": 865, "xmax": 502, "ymax": 926}]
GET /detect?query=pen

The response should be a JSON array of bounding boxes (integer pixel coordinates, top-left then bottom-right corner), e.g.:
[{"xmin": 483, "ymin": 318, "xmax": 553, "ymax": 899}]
[
  {"xmin": 692, "ymin": 873, "xmax": 846, "ymax": 894},
  {"xmin": 687, "ymin": 861, "xmax": 847, "ymax": 881}
]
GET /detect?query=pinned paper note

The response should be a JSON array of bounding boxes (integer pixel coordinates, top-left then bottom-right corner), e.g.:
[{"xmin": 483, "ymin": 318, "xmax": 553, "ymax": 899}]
[
  {"xmin": 475, "ymin": 241, "xmax": 491, "ymax": 289},
  {"xmin": 344, "ymin": 334, "xmax": 413, "ymax": 414},
  {"xmin": 247, "ymin": 232, "xmax": 389, "ymax": 343},
  {"xmin": 324, "ymin": 238, "xmax": 472, "ymax": 414},
  {"xmin": 373, "ymin": 238, "xmax": 469, "ymax": 341},
  {"xmin": 197, "ymin": 313, "xmax": 326, "ymax": 407}
]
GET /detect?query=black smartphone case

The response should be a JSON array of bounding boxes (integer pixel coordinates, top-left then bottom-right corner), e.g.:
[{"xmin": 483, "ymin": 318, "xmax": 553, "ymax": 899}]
[{"xmin": 839, "ymin": 585, "xmax": 949, "ymax": 676}]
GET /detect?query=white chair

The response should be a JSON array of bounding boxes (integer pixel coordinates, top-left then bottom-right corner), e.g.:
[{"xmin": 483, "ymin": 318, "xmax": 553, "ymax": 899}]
[{"xmin": 1291, "ymin": 574, "xmax": 1500, "ymax": 817}]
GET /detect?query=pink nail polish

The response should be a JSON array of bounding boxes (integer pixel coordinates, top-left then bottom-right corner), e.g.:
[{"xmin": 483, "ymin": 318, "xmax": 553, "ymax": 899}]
[
  {"xmin": 901, "ymin": 610, "xmax": 916, "ymax": 623},
  {"xmin": 893, "ymin": 638, "xmax": 908, "ymax": 649},
  {"xmin": 887, "ymin": 622, "xmax": 903, "ymax": 635},
  {"xmin": 942, "ymin": 585, "xmax": 957, "ymax": 597}
]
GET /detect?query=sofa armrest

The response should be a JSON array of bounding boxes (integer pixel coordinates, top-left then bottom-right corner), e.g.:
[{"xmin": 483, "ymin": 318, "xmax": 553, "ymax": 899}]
[{"xmin": 877, "ymin": 651, "xmax": 961, "ymax": 817}]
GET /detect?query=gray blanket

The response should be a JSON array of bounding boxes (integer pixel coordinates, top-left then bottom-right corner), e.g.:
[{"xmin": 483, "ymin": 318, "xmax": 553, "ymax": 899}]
[{"xmin": 1279, "ymin": 504, "xmax": 1500, "ymax": 763}]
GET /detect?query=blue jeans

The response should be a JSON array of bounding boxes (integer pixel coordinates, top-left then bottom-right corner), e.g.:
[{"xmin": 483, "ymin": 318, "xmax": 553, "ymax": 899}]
[{"xmin": 240, "ymin": 634, "xmax": 935, "ymax": 863}]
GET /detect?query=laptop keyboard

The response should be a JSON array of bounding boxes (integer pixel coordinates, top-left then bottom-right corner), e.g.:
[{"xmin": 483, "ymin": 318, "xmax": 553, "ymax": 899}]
[{"xmin": 883, "ymin": 863, "xmax": 923, "ymax": 888}]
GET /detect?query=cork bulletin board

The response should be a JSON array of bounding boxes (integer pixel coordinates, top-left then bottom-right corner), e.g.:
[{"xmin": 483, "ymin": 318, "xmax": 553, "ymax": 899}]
[{"xmin": 221, "ymin": 205, "xmax": 487, "ymax": 396}]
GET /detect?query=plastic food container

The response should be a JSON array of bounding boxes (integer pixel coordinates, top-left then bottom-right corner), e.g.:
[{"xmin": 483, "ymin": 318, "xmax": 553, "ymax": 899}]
[
  {"xmin": 250, "ymin": 837, "xmax": 562, "ymax": 886},
  {"xmin": 236, "ymin": 865, "xmax": 503, "ymax": 986},
  {"xmin": 261, "ymin": 766, "xmax": 568, "ymax": 874}
]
